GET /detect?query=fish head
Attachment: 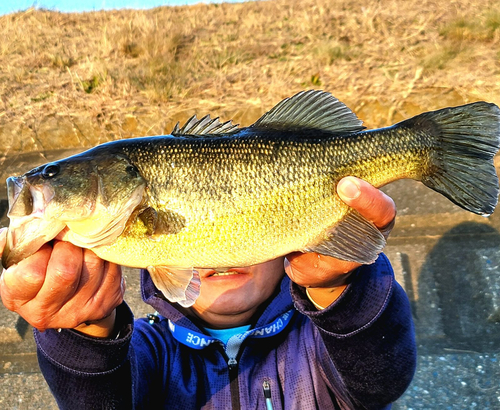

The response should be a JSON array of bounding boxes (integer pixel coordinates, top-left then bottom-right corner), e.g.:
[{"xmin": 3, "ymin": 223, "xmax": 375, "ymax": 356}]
[{"xmin": 2, "ymin": 152, "xmax": 147, "ymax": 268}]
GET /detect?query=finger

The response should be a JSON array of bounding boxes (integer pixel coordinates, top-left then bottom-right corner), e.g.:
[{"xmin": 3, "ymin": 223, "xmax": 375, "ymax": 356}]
[
  {"xmin": 85, "ymin": 260, "xmax": 124, "ymax": 322},
  {"xmin": 72, "ymin": 248, "xmax": 108, "ymax": 297},
  {"xmin": 337, "ymin": 176, "xmax": 396, "ymax": 229},
  {"xmin": 55, "ymin": 227, "xmax": 70, "ymax": 241},
  {"xmin": 93, "ymin": 261, "xmax": 124, "ymax": 303},
  {"xmin": 35, "ymin": 241, "xmax": 83, "ymax": 312},
  {"xmin": 61, "ymin": 255, "xmax": 123, "ymax": 326},
  {"xmin": 0, "ymin": 243, "xmax": 52, "ymax": 310},
  {"xmin": 0, "ymin": 227, "xmax": 7, "ymax": 257},
  {"xmin": 31, "ymin": 249, "xmax": 122, "ymax": 330},
  {"xmin": 285, "ymin": 251, "xmax": 358, "ymax": 286}
]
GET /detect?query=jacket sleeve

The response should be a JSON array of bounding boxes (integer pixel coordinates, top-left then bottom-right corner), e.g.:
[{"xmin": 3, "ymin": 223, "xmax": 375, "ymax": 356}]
[
  {"xmin": 291, "ymin": 253, "xmax": 417, "ymax": 410},
  {"xmin": 34, "ymin": 302, "xmax": 135, "ymax": 410}
]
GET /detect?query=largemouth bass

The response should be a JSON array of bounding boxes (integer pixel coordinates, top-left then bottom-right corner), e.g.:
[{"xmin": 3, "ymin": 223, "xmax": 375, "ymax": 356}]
[{"xmin": 2, "ymin": 90, "xmax": 500, "ymax": 306}]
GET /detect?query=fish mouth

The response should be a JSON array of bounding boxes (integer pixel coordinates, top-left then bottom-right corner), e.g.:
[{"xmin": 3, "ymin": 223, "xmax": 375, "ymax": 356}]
[
  {"xmin": 2, "ymin": 177, "xmax": 65, "ymax": 269},
  {"xmin": 6, "ymin": 176, "xmax": 33, "ymax": 217}
]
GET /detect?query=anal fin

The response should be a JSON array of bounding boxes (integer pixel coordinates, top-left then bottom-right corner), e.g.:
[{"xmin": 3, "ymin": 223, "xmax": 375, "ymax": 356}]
[
  {"xmin": 147, "ymin": 266, "xmax": 201, "ymax": 307},
  {"xmin": 305, "ymin": 210, "xmax": 386, "ymax": 264}
]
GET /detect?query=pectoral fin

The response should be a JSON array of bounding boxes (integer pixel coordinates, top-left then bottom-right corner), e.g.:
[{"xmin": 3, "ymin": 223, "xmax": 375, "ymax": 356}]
[
  {"xmin": 138, "ymin": 207, "xmax": 186, "ymax": 237},
  {"xmin": 138, "ymin": 207, "xmax": 158, "ymax": 236},
  {"xmin": 305, "ymin": 210, "xmax": 386, "ymax": 264},
  {"xmin": 147, "ymin": 266, "xmax": 201, "ymax": 307}
]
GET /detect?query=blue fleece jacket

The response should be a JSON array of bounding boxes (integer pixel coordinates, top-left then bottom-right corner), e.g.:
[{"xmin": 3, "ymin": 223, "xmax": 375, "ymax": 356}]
[{"xmin": 35, "ymin": 254, "xmax": 416, "ymax": 409}]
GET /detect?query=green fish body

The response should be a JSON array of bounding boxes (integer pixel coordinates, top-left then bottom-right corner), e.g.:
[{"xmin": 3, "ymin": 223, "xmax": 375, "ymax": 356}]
[{"xmin": 3, "ymin": 91, "xmax": 500, "ymax": 306}]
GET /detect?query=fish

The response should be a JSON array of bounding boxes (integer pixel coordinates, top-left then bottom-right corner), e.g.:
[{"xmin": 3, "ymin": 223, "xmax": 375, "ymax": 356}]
[{"xmin": 2, "ymin": 90, "xmax": 500, "ymax": 307}]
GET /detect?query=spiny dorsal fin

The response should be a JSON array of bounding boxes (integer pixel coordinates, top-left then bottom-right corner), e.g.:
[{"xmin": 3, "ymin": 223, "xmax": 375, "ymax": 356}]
[
  {"xmin": 251, "ymin": 90, "xmax": 365, "ymax": 134},
  {"xmin": 171, "ymin": 114, "xmax": 239, "ymax": 136}
]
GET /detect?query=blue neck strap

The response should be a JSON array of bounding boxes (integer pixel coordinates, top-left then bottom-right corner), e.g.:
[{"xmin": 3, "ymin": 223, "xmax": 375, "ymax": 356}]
[{"xmin": 167, "ymin": 309, "xmax": 295, "ymax": 355}]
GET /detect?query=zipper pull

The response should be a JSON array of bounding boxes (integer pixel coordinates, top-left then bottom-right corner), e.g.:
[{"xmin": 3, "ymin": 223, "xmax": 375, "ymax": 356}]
[
  {"xmin": 228, "ymin": 358, "xmax": 238, "ymax": 371},
  {"xmin": 262, "ymin": 380, "xmax": 274, "ymax": 410}
]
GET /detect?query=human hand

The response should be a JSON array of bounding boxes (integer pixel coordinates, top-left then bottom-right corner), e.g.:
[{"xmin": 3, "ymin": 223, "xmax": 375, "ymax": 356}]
[
  {"xmin": 284, "ymin": 176, "xmax": 396, "ymax": 308},
  {"xmin": 0, "ymin": 228, "xmax": 124, "ymax": 337}
]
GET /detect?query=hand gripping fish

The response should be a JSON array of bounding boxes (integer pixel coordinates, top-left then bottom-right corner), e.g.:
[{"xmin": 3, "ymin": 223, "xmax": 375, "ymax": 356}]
[{"xmin": 2, "ymin": 91, "xmax": 500, "ymax": 307}]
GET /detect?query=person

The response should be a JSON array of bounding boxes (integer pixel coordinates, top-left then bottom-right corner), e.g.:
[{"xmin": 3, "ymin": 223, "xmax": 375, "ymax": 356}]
[{"xmin": 0, "ymin": 176, "xmax": 416, "ymax": 409}]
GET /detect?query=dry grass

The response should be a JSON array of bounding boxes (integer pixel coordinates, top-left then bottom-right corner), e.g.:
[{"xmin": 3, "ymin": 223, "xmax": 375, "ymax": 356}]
[{"xmin": 0, "ymin": 0, "xmax": 499, "ymax": 154}]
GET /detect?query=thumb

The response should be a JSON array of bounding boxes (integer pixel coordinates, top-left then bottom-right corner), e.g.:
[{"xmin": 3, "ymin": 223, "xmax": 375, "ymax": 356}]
[{"xmin": 337, "ymin": 176, "xmax": 396, "ymax": 230}]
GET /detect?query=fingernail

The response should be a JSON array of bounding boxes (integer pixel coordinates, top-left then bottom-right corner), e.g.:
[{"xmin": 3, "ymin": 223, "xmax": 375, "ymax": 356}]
[
  {"xmin": 283, "ymin": 257, "xmax": 293, "ymax": 275},
  {"xmin": 337, "ymin": 177, "xmax": 360, "ymax": 200}
]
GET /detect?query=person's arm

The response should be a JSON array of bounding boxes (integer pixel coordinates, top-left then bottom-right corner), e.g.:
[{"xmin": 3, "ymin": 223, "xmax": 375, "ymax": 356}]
[
  {"xmin": 0, "ymin": 232, "xmax": 135, "ymax": 409},
  {"xmin": 286, "ymin": 177, "xmax": 416, "ymax": 409},
  {"xmin": 292, "ymin": 254, "xmax": 416, "ymax": 409},
  {"xmin": 34, "ymin": 303, "xmax": 135, "ymax": 409}
]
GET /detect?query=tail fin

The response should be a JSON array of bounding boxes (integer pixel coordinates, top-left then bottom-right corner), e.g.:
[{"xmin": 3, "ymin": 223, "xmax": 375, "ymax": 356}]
[{"xmin": 403, "ymin": 102, "xmax": 500, "ymax": 215}]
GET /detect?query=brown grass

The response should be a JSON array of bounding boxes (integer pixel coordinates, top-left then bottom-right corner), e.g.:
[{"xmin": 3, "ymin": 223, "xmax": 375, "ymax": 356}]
[{"xmin": 0, "ymin": 0, "xmax": 499, "ymax": 154}]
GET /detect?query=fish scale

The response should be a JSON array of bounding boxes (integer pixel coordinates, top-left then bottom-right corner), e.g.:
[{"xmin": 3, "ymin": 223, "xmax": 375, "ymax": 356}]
[{"xmin": 2, "ymin": 90, "xmax": 499, "ymax": 307}]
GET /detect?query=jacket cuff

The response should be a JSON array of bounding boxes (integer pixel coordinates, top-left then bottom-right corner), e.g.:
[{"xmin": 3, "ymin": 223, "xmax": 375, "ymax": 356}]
[
  {"xmin": 34, "ymin": 302, "xmax": 134, "ymax": 374},
  {"xmin": 291, "ymin": 253, "xmax": 394, "ymax": 336}
]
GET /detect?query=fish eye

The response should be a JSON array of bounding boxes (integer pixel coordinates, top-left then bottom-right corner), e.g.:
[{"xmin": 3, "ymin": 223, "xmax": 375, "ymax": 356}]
[
  {"xmin": 41, "ymin": 163, "xmax": 60, "ymax": 179},
  {"xmin": 126, "ymin": 164, "xmax": 140, "ymax": 177}
]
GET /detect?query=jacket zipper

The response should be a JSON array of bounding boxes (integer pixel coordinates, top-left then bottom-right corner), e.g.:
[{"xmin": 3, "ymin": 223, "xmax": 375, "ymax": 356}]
[
  {"xmin": 228, "ymin": 357, "xmax": 241, "ymax": 410},
  {"xmin": 228, "ymin": 359, "xmax": 275, "ymax": 410},
  {"xmin": 262, "ymin": 380, "xmax": 274, "ymax": 410}
]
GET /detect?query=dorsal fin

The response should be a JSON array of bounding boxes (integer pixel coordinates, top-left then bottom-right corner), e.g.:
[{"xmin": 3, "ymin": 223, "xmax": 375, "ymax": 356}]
[
  {"xmin": 171, "ymin": 114, "xmax": 239, "ymax": 136},
  {"xmin": 251, "ymin": 90, "xmax": 365, "ymax": 134}
]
